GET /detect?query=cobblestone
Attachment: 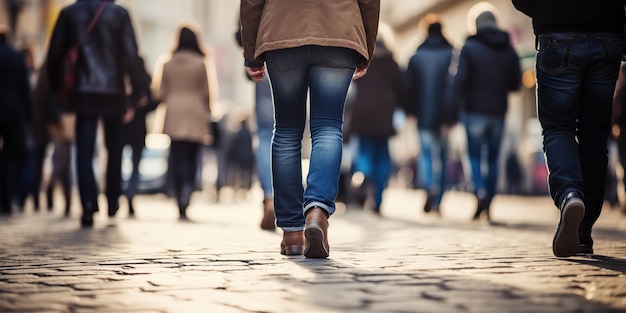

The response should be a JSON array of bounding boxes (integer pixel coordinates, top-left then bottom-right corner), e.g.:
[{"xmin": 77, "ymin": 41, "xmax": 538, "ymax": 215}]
[{"xmin": 0, "ymin": 188, "xmax": 625, "ymax": 312}]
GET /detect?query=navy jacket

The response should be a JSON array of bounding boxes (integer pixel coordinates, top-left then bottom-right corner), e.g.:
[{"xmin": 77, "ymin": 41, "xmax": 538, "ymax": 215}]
[
  {"xmin": 452, "ymin": 27, "xmax": 520, "ymax": 117},
  {"xmin": 407, "ymin": 35, "xmax": 455, "ymax": 130}
]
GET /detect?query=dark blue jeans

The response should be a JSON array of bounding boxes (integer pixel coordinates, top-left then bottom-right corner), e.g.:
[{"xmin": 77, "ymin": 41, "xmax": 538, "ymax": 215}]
[
  {"xmin": 265, "ymin": 45, "xmax": 357, "ymax": 231},
  {"xmin": 536, "ymin": 32, "xmax": 622, "ymax": 233}
]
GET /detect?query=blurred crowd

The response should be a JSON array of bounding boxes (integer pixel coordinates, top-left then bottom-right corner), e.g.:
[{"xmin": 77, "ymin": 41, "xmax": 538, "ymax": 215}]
[{"xmin": 1, "ymin": 0, "xmax": 625, "ymax": 230}]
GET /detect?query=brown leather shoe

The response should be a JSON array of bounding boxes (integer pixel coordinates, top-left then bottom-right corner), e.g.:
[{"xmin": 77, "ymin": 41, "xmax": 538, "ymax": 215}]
[
  {"xmin": 280, "ymin": 230, "xmax": 304, "ymax": 255},
  {"xmin": 304, "ymin": 207, "xmax": 329, "ymax": 258},
  {"xmin": 260, "ymin": 198, "xmax": 276, "ymax": 231}
]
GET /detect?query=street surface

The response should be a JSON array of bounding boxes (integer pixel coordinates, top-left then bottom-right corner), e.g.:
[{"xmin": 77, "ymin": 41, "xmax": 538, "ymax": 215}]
[{"xmin": 1, "ymin": 187, "xmax": 625, "ymax": 313}]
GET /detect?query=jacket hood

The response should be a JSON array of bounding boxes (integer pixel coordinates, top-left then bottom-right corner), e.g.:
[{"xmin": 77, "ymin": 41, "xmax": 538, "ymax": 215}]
[{"xmin": 473, "ymin": 28, "xmax": 510, "ymax": 50}]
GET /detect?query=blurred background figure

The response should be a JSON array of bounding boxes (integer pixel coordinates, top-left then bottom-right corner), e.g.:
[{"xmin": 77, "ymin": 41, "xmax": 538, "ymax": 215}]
[
  {"xmin": 152, "ymin": 25, "xmax": 218, "ymax": 220},
  {"xmin": 235, "ymin": 23, "xmax": 275, "ymax": 230},
  {"xmin": 214, "ymin": 104, "xmax": 255, "ymax": 200},
  {"xmin": 46, "ymin": 0, "xmax": 144, "ymax": 227},
  {"xmin": 406, "ymin": 16, "xmax": 458, "ymax": 216},
  {"xmin": 345, "ymin": 31, "xmax": 407, "ymax": 215},
  {"xmin": 15, "ymin": 45, "xmax": 39, "ymax": 211},
  {"xmin": 451, "ymin": 4, "xmax": 521, "ymax": 221},
  {"xmin": 122, "ymin": 56, "xmax": 156, "ymax": 218},
  {"xmin": 35, "ymin": 60, "xmax": 74, "ymax": 216},
  {"xmin": 612, "ymin": 62, "xmax": 626, "ymax": 215},
  {"xmin": 0, "ymin": 24, "xmax": 32, "ymax": 215}
]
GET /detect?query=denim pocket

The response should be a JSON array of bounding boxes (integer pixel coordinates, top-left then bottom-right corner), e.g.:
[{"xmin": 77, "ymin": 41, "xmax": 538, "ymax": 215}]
[
  {"xmin": 322, "ymin": 47, "xmax": 357, "ymax": 68},
  {"xmin": 537, "ymin": 35, "xmax": 573, "ymax": 76},
  {"xmin": 598, "ymin": 36, "xmax": 623, "ymax": 72},
  {"xmin": 266, "ymin": 49, "xmax": 293, "ymax": 71}
]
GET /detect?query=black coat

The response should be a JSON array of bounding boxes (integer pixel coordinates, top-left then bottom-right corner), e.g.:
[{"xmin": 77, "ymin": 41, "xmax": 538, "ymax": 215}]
[
  {"xmin": 0, "ymin": 41, "xmax": 31, "ymax": 126},
  {"xmin": 46, "ymin": 0, "xmax": 142, "ymax": 117},
  {"xmin": 452, "ymin": 28, "xmax": 521, "ymax": 117},
  {"xmin": 345, "ymin": 46, "xmax": 407, "ymax": 139}
]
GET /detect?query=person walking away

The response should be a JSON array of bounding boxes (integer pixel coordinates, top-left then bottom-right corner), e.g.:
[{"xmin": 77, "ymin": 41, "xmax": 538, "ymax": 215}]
[
  {"xmin": 512, "ymin": 0, "xmax": 624, "ymax": 257},
  {"xmin": 15, "ymin": 47, "xmax": 40, "ymax": 211},
  {"xmin": 345, "ymin": 35, "xmax": 407, "ymax": 215},
  {"xmin": 35, "ymin": 60, "xmax": 74, "ymax": 216},
  {"xmin": 122, "ymin": 56, "xmax": 156, "ymax": 218},
  {"xmin": 240, "ymin": 0, "xmax": 380, "ymax": 258},
  {"xmin": 151, "ymin": 25, "xmax": 218, "ymax": 220},
  {"xmin": 46, "ymin": 0, "xmax": 144, "ymax": 227},
  {"xmin": 406, "ymin": 18, "xmax": 458, "ymax": 215},
  {"xmin": 0, "ymin": 25, "xmax": 32, "ymax": 215},
  {"xmin": 451, "ymin": 4, "xmax": 521, "ymax": 222}
]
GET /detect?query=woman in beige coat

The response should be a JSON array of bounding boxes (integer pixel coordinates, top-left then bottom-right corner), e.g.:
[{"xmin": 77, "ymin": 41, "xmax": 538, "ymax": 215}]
[
  {"xmin": 153, "ymin": 26, "xmax": 218, "ymax": 220},
  {"xmin": 241, "ymin": 0, "xmax": 380, "ymax": 258}
]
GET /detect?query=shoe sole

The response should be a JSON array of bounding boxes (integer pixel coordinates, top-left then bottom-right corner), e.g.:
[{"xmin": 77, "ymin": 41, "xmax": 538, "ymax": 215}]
[
  {"xmin": 304, "ymin": 226, "xmax": 329, "ymax": 258},
  {"xmin": 553, "ymin": 198, "xmax": 585, "ymax": 257},
  {"xmin": 280, "ymin": 245, "xmax": 303, "ymax": 256}
]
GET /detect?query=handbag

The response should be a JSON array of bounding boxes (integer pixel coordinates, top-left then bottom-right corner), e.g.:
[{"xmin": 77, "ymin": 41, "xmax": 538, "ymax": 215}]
[{"xmin": 56, "ymin": 1, "xmax": 108, "ymax": 102}]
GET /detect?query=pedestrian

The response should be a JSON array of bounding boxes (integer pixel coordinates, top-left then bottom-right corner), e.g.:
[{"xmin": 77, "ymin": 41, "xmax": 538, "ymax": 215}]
[
  {"xmin": 451, "ymin": 4, "xmax": 521, "ymax": 222},
  {"xmin": 35, "ymin": 60, "xmax": 74, "ymax": 216},
  {"xmin": 406, "ymin": 17, "xmax": 458, "ymax": 215},
  {"xmin": 151, "ymin": 25, "xmax": 218, "ymax": 220},
  {"xmin": 240, "ymin": 0, "xmax": 380, "ymax": 258},
  {"xmin": 512, "ymin": 0, "xmax": 624, "ymax": 257},
  {"xmin": 46, "ymin": 0, "xmax": 144, "ymax": 227},
  {"xmin": 122, "ymin": 56, "xmax": 156, "ymax": 218},
  {"xmin": 235, "ymin": 24, "xmax": 275, "ymax": 230},
  {"xmin": 345, "ymin": 34, "xmax": 407, "ymax": 215},
  {"xmin": 0, "ymin": 25, "xmax": 32, "ymax": 215},
  {"xmin": 612, "ymin": 63, "xmax": 626, "ymax": 216},
  {"xmin": 15, "ymin": 46, "xmax": 40, "ymax": 211}
]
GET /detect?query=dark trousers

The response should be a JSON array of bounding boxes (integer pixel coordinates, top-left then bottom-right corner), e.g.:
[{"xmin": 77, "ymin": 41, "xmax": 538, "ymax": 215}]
[
  {"xmin": 536, "ymin": 32, "xmax": 622, "ymax": 234},
  {"xmin": 169, "ymin": 140, "xmax": 201, "ymax": 208},
  {"xmin": 0, "ymin": 123, "xmax": 25, "ymax": 211},
  {"xmin": 75, "ymin": 115, "xmax": 123, "ymax": 213}
]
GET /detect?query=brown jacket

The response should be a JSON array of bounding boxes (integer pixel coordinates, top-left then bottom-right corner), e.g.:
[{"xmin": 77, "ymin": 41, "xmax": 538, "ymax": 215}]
[
  {"xmin": 240, "ymin": 0, "xmax": 380, "ymax": 69},
  {"xmin": 152, "ymin": 50, "xmax": 219, "ymax": 144}
]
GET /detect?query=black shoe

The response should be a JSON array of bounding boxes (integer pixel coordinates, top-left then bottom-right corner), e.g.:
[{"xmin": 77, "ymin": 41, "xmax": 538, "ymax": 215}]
[
  {"xmin": 108, "ymin": 202, "xmax": 119, "ymax": 218},
  {"xmin": 553, "ymin": 192, "xmax": 585, "ymax": 257},
  {"xmin": 473, "ymin": 193, "xmax": 488, "ymax": 221},
  {"xmin": 128, "ymin": 203, "xmax": 135, "ymax": 218},
  {"xmin": 81, "ymin": 209, "xmax": 95, "ymax": 227},
  {"xmin": 578, "ymin": 244, "xmax": 594, "ymax": 255},
  {"xmin": 577, "ymin": 233, "xmax": 594, "ymax": 255},
  {"xmin": 423, "ymin": 193, "xmax": 434, "ymax": 213}
]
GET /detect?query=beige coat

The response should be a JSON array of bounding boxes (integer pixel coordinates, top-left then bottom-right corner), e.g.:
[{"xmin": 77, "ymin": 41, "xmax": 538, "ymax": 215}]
[
  {"xmin": 152, "ymin": 50, "xmax": 219, "ymax": 144},
  {"xmin": 240, "ymin": 0, "xmax": 380, "ymax": 69}
]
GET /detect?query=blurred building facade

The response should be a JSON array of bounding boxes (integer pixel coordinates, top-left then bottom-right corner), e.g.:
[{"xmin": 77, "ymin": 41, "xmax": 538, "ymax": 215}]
[{"xmin": 1, "ymin": 0, "xmax": 542, "ymax": 194}]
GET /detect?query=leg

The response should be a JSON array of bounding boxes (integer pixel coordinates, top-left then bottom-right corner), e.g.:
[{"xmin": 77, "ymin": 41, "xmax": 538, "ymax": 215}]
[
  {"xmin": 577, "ymin": 36, "xmax": 621, "ymax": 249},
  {"xmin": 265, "ymin": 48, "xmax": 309, "ymax": 231},
  {"xmin": 75, "ymin": 115, "xmax": 99, "ymax": 226},
  {"xmin": 103, "ymin": 117, "xmax": 124, "ymax": 218},
  {"xmin": 371, "ymin": 138, "xmax": 391, "ymax": 213}
]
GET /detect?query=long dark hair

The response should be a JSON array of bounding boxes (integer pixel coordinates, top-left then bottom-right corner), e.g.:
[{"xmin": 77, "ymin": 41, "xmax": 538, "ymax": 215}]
[{"xmin": 174, "ymin": 26, "xmax": 205, "ymax": 57}]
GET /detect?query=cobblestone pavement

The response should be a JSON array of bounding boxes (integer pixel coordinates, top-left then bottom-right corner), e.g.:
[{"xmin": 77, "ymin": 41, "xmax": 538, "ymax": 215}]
[{"xmin": 0, "ymin": 188, "xmax": 625, "ymax": 313}]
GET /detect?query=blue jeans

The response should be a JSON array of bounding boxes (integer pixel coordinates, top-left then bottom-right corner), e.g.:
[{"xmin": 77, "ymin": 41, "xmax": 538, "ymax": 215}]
[
  {"xmin": 536, "ymin": 32, "xmax": 622, "ymax": 233},
  {"xmin": 464, "ymin": 113, "xmax": 505, "ymax": 208},
  {"xmin": 265, "ymin": 45, "xmax": 357, "ymax": 231},
  {"xmin": 353, "ymin": 136, "xmax": 390, "ymax": 209},
  {"xmin": 255, "ymin": 76, "xmax": 274, "ymax": 199},
  {"xmin": 418, "ymin": 129, "xmax": 448, "ymax": 205}
]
